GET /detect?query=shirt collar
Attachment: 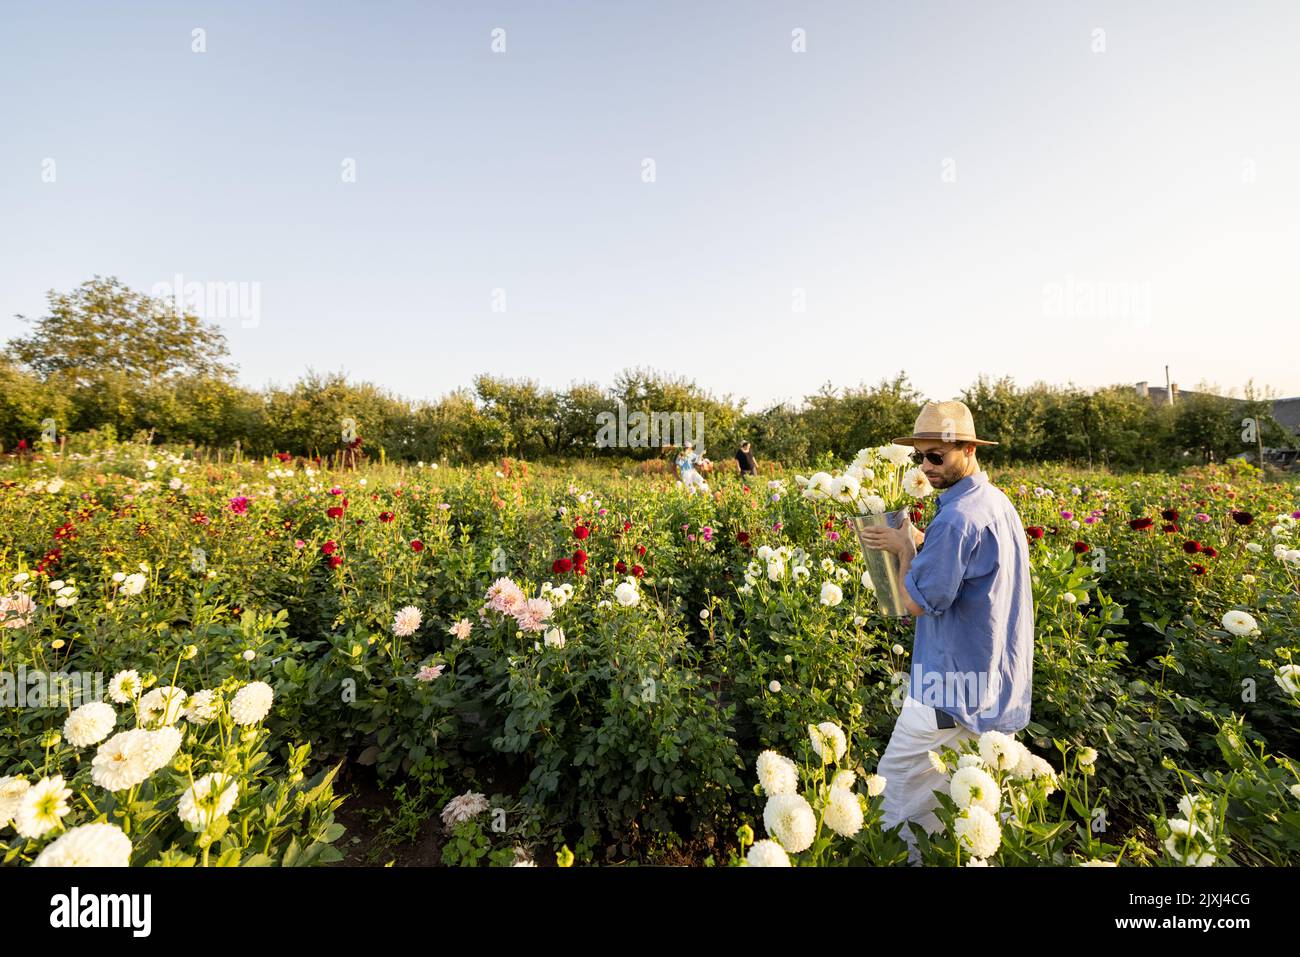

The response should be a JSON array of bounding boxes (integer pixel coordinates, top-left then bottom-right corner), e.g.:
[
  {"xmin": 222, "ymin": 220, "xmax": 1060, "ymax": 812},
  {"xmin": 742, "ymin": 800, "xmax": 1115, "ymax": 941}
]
[{"xmin": 934, "ymin": 470, "xmax": 988, "ymax": 512}]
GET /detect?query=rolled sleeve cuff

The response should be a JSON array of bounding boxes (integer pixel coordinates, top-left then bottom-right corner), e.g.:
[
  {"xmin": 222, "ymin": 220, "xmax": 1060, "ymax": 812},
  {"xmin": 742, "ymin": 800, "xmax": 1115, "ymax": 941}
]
[{"xmin": 904, "ymin": 570, "xmax": 944, "ymax": 617}]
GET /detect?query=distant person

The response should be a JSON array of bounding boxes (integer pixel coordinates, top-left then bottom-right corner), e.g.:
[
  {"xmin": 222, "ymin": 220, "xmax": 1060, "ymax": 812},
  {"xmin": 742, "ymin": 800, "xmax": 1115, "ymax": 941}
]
[
  {"xmin": 736, "ymin": 441, "xmax": 757, "ymax": 478},
  {"xmin": 675, "ymin": 442, "xmax": 709, "ymax": 495}
]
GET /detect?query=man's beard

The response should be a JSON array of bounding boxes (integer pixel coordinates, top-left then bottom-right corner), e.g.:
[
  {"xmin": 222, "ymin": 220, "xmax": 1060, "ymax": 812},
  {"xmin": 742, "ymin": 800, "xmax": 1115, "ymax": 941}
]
[{"xmin": 927, "ymin": 470, "xmax": 960, "ymax": 490}]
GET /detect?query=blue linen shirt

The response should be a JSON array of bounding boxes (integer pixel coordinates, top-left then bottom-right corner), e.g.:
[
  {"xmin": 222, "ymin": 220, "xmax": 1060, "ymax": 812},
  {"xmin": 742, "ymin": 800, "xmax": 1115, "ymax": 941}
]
[{"xmin": 902, "ymin": 470, "xmax": 1034, "ymax": 733}]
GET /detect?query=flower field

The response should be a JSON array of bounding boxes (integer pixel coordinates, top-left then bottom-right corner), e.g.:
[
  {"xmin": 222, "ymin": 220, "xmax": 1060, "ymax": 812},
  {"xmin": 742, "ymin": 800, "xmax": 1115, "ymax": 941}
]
[{"xmin": 1, "ymin": 445, "xmax": 1297, "ymax": 867}]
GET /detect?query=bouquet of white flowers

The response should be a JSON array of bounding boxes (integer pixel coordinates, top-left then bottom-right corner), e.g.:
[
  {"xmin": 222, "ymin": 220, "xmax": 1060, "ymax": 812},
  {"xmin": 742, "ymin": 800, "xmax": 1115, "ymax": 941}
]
[{"xmin": 797, "ymin": 444, "xmax": 933, "ymax": 616}]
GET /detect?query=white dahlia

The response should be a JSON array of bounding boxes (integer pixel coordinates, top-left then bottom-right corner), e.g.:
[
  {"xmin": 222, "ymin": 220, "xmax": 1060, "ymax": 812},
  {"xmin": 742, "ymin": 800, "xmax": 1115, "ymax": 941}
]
[
  {"xmin": 138, "ymin": 685, "xmax": 188, "ymax": 726},
  {"xmin": 178, "ymin": 772, "xmax": 239, "ymax": 829},
  {"xmin": 32, "ymin": 822, "xmax": 132, "ymax": 867},
  {"xmin": 1163, "ymin": 817, "xmax": 1215, "ymax": 865},
  {"xmin": 830, "ymin": 474, "xmax": 861, "ymax": 504},
  {"xmin": 1030, "ymin": 756, "xmax": 1058, "ymax": 795},
  {"xmin": 1275, "ymin": 665, "xmax": 1300, "ymax": 697},
  {"xmin": 756, "ymin": 750, "xmax": 799, "ymax": 796},
  {"xmin": 823, "ymin": 786, "xmax": 864, "ymax": 838},
  {"xmin": 184, "ymin": 689, "xmax": 221, "ymax": 725},
  {"xmin": 977, "ymin": 730, "xmax": 1020, "ymax": 772},
  {"xmin": 830, "ymin": 768, "xmax": 857, "ymax": 791},
  {"xmin": 861, "ymin": 494, "xmax": 887, "ymax": 515},
  {"xmin": 1177, "ymin": 793, "xmax": 1213, "ymax": 824},
  {"xmin": 819, "ymin": 582, "xmax": 843, "ymax": 607},
  {"xmin": 0, "ymin": 776, "xmax": 31, "ymax": 828},
  {"xmin": 392, "ymin": 605, "xmax": 423, "ymax": 637},
  {"xmin": 1221, "ymin": 610, "xmax": 1259, "ymax": 637},
  {"xmin": 954, "ymin": 805, "xmax": 1002, "ymax": 859},
  {"xmin": 230, "ymin": 681, "xmax": 274, "ymax": 725},
  {"xmin": 904, "ymin": 466, "xmax": 934, "ymax": 498},
  {"xmin": 808, "ymin": 721, "xmax": 848, "ymax": 764},
  {"xmin": 864, "ymin": 773, "xmax": 887, "ymax": 797},
  {"xmin": 107, "ymin": 669, "xmax": 142, "ymax": 704},
  {"xmin": 14, "ymin": 775, "xmax": 72, "ymax": 838},
  {"xmin": 614, "ymin": 581, "xmax": 640, "ymax": 607},
  {"xmin": 949, "ymin": 766, "xmax": 1001, "ymax": 815},
  {"xmin": 879, "ymin": 444, "xmax": 914, "ymax": 468},
  {"xmin": 745, "ymin": 839, "xmax": 791, "ymax": 867},
  {"xmin": 763, "ymin": 793, "xmax": 817, "ymax": 852},
  {"xmin": 138, "ymin": 726, "xmax": 183, "ymax": 773},
  {"xmin": 63, "ymin": 701, "xmax": 117, "ymax": 747},
  {"xmin": 441, "ymin": 790, "xmax": 490, "ymax": 828},
  {"xmin": 91, "ymin": 730, "xmax": 153, "ymax": 791},
  {"xmin": 120, "ymin": 572, "xmax": 147, "ymax": 596}
]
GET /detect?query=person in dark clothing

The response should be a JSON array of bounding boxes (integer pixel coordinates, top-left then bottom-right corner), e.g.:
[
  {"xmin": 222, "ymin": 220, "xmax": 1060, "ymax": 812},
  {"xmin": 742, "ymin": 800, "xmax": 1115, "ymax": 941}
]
[{"xmin": 736, "ymin": 441, "xmax": 757, "ymax": 477}]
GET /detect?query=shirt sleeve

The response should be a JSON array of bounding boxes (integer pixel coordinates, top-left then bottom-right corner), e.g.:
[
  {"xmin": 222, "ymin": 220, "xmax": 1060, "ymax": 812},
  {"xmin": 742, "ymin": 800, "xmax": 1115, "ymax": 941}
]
[{"xmin": 904, "ymin": 518, "xmax": 979, "ymax": 617}]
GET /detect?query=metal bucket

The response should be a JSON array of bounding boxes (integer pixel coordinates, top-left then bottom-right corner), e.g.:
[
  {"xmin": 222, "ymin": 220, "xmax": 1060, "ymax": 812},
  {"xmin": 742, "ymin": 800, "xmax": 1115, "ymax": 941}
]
[{"xmin": 849, "ymin": 509, "xmax": 911, "ymax": 617}]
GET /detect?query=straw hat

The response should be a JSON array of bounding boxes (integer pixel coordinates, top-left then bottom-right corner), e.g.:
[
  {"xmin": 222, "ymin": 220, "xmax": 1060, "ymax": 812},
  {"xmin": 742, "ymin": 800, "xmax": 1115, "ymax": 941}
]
[{"xmin": 891, "ymin": 400, "xmax": 999, "ymax": 447}]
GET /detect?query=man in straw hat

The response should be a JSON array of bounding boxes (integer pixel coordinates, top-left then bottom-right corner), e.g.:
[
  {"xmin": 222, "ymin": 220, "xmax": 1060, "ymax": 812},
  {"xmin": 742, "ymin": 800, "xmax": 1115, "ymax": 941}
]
[{"xmin": 858, "ymin": 399, "xmax": 1034, "ymax": 863}]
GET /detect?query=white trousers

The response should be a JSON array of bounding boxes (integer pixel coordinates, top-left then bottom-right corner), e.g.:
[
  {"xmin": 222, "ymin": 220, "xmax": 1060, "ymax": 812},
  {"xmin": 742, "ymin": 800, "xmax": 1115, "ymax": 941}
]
[
  {"xmin": 877, "ymin": 695, "xmax": 978, "ymax": 863},
  {"xmin": 681, "ymin": 471, "xmax": 709, "ymax": 494}
]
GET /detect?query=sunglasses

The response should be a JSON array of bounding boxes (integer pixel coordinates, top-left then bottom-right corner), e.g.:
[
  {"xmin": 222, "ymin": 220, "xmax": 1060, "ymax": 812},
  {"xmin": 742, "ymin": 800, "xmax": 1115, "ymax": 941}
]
[{"xmin": 910, "ymin": 447, "xmax": 955, "ymax": 466}]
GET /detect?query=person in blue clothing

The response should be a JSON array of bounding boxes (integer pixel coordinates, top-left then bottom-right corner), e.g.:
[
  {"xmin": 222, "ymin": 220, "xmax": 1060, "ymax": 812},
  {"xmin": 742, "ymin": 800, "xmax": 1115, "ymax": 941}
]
[
  {"xmin": 858, "ymin": 399, "xmax": 1034, "ymax": 862},
  {"xmin": 675, "ymin": 441, "xmax": 708, "ymax": 494}
]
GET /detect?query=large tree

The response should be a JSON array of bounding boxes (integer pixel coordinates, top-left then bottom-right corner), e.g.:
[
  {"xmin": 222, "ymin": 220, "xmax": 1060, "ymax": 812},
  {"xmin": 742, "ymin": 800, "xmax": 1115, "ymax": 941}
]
[{"xmin": 6, "ymin": 275, "xmax": 236, "ymax": 386}]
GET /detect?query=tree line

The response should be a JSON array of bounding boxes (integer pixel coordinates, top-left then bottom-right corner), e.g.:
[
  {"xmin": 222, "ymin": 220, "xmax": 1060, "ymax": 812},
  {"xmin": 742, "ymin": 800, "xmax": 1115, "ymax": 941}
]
[{"xmin": 1, "ymin": 277, "xmax": 1292, "ymax": 469}]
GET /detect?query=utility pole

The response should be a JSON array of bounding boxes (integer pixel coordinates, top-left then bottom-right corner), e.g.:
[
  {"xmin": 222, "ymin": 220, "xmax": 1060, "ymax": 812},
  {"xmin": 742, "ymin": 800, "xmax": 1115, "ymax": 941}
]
[
  {"xmin": 1258, "ymin": 407, "xmax": 1266, "ymax": 469},
  {"xmin": 1165, "ymin": 365, "xmax": 1173, "ymax": 406}
]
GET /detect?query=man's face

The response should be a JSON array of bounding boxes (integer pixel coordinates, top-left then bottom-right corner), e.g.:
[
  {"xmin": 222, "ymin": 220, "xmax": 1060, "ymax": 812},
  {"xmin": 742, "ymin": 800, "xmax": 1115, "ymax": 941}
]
[{"xmin": 914, "ymin": 440, "xmax": 973, "ymax": 489}]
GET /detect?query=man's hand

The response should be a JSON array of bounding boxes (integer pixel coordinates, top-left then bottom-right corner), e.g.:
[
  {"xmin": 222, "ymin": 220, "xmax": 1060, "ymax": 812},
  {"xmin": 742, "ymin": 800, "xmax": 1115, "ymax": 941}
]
[{"xmin": 858, "ymin": 524, "xmax": 913, "ymax": 556}]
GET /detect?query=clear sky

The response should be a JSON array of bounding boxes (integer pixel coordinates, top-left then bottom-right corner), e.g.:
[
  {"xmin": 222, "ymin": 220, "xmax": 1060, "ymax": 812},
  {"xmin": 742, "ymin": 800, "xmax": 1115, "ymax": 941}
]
[{"xmin": 2, "ymin": 1, "xmax": 1297, "ymax": 409}]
